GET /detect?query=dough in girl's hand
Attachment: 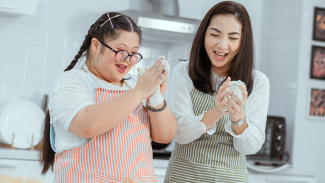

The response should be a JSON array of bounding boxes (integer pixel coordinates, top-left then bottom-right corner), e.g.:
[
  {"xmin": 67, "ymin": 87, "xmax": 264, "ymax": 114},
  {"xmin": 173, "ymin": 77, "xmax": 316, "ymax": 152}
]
[
  {"xmin": 223, "ymin": 80, "xmax": 246, "ymax": 112},
  {"xmin": 137, "ymin": 55, "xmax": 170, "ymax": 107}
]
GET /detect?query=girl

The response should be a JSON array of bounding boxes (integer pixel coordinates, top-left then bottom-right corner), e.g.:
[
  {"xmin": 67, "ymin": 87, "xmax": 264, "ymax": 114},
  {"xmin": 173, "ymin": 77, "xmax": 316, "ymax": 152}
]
[
  {"xmin": 164, "ymin": 1, "xmax": 270, "ymax": 182},
  {"xmin": 39, "ymin": 12, "xmax": 177, "ymax": 183}
]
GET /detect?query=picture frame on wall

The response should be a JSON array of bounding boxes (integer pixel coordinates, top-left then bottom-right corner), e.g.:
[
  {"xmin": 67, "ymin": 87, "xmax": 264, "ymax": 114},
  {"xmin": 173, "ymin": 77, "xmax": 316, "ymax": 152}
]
[
  {"xmin": 310, "ymin": 45, "xmax": 325, "ymax": 80},
  {"xmin": 306, "ymin": 85, "xmax": 325, "ymax": 121},
  {"xmin": 313, "ymin": 7, "xmax": 325, "ymax": 42}
]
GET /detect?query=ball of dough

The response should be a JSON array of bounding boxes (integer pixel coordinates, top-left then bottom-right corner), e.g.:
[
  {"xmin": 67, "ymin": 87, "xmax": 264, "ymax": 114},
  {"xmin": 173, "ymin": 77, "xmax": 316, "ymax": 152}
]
[{"xmin": 223, "ymin": 80, "xmax": 246, "ymax": 112}]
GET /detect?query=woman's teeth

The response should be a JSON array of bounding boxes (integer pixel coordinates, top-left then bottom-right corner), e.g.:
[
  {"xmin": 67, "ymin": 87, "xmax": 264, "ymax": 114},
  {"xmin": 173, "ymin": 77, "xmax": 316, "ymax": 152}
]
[{"xmin": 215, "ymin": 51, "xmax": 227, "ymax": 57}]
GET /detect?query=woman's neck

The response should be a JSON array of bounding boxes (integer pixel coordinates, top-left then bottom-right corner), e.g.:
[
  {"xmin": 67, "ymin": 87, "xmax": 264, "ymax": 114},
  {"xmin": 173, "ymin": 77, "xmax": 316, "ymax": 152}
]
[{"xmin": 211, "ymin": 65, "xmax": 229, "ymax": 77}]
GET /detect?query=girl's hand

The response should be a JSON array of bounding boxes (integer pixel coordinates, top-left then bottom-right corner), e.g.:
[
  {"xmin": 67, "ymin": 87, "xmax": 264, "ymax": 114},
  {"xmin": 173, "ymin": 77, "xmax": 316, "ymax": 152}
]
[
  {"xmin": 159, "ymin": 67, "xmax": 168, "ymax": 96},
  {"xmin": 225, "ymin": 85, "xmax": 248, "ymax": 122},
  {"xmin": 214, "ymin": 77, "xmax": 231, "ymax": 119},
  {"xmin": 135, "ymin": 59, "xmax": 169, "ymax": 99}
]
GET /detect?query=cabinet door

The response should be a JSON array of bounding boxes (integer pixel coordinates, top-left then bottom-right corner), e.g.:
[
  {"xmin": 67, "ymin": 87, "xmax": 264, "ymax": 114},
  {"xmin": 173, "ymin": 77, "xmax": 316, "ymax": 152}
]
[
  {"xmin": 257, "ymin": 174, "xmax": 317, "ymax": 183},
  {"xmin": 0, "ymin": 159, "xmax": 54, "ymax": 182}
]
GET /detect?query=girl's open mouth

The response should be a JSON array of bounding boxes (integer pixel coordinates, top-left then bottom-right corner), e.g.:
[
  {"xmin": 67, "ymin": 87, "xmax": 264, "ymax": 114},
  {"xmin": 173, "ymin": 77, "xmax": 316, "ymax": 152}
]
[{"xmin": 116, "ymin": 64, "xmax": 127, "ymax": 73}]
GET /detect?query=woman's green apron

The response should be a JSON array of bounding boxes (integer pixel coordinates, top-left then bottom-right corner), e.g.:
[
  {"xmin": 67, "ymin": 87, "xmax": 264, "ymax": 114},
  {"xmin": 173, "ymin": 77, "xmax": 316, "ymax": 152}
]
[{"xmin": 164, "ymin": 89, "xmax": 248, "ymax": 183}]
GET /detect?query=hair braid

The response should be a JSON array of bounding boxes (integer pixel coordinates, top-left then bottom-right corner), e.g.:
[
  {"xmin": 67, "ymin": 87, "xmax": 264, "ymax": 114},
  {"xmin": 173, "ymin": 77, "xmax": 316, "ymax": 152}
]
[{"xmin": 64, "ymin": 26, "xmax": 96, "ymax": 72}]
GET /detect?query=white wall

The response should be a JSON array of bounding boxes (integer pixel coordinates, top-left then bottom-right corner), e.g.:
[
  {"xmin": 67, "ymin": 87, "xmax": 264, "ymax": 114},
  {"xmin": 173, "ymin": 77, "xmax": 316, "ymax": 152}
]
[
  {"xmin": 0, "ymin": 0, "xmax": 131, "ymax": 105},
  {"xmin": 259, "ymin": 0, "xmax": 303, "ymax": 165},
  {"xmin": 289, "ymin": 0, "xmax": 325, "ymax": 182}
]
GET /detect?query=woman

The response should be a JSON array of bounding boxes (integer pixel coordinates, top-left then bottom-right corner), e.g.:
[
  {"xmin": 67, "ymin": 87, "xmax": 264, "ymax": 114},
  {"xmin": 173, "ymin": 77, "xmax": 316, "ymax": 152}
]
[
  {"xmin": 39, "ymin": 12, "xmax": 176, "ymax": 183},
  {"xmin": 164, "ymin": 1, "xmax": 270, "ymax": 182}
]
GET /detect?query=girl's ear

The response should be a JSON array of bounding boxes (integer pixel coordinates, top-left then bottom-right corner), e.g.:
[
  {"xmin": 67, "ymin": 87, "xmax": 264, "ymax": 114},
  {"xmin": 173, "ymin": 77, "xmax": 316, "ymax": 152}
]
[{"xmin": 90, "ymin": 38, "xmax": 100, "ymax": 55}]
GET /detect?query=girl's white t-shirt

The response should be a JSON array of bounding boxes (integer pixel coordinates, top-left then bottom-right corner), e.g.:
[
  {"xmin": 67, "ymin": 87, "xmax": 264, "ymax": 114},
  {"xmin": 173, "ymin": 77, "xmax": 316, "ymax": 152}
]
[{"xmin": 48, "ymin": 63, "xmax": 136, "ymax": 153}]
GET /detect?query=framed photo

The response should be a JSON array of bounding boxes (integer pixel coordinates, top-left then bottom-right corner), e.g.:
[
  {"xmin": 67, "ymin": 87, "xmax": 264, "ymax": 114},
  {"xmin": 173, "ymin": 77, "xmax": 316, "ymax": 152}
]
[
  {"xmin": 313, "ymin": 7, "xmax": 325, "ymax": 42},
  {"xmin": 306, "ymin": 85, "xmax": 325, "ymax": 121},
  {"xmin": 310, "ymin": 45, "xmax": 325, "ymax": 80}
]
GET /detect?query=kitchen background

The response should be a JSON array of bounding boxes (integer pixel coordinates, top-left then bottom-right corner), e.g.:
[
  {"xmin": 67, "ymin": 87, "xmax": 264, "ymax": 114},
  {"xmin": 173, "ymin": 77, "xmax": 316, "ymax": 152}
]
[{"xmin": 0, "ymin": 0, "xmax": 324, "ymax": 182}]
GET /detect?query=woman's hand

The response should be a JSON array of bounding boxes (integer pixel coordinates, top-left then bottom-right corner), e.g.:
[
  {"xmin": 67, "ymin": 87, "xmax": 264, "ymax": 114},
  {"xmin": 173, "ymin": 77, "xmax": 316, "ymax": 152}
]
[
  {"xmin": 225, "ymin": 85, "xmax": 248, "ymax": 122},
  {"xmin": 135, "ymin": 59, "xmax": 169, "ymax": 100},
  {"xmin": 214, "ymin": 77, "xmax": 231, "ymax": 119}
]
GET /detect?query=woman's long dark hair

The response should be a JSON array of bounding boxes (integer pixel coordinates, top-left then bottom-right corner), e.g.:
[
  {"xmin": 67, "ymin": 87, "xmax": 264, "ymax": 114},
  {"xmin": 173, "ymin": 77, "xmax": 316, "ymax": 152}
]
[
  {"xmin": 188, "ymin": 1, "xmax": 254, "ymax": 96},
  {"xmin": 39, "ymin": 12, "xmax": 142, "ymax": 175}
]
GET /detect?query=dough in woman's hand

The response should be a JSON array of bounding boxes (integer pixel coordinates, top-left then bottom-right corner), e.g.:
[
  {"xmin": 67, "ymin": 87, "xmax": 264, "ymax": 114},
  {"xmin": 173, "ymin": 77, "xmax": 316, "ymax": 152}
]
[
  {"xmin": 223, "ymin": 80, "xmax": 246, "ymax": 112},
  {"xmin": 137, "ymin": 55, "xmax": 170, "ymax": 107}
]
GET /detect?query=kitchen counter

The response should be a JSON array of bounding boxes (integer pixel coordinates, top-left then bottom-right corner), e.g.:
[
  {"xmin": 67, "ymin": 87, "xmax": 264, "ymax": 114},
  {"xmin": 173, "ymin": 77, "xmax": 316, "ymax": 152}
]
[{"xmin": 0, "ymin": 147, "xmax": 39, "ymax": 161}]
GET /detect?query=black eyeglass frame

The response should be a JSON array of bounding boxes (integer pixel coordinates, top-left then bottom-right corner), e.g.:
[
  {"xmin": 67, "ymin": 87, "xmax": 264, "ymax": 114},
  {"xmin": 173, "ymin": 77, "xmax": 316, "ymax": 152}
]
[{"xmin": 97, "ymin": 39, "xmax": 143, "ymax": 64}]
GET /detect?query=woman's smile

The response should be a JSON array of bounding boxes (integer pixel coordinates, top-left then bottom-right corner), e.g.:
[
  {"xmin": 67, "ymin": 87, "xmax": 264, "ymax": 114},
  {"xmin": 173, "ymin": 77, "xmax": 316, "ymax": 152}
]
[{"xmin": 214, "ymin": 51, "xmax": 228, "ymax": 60}]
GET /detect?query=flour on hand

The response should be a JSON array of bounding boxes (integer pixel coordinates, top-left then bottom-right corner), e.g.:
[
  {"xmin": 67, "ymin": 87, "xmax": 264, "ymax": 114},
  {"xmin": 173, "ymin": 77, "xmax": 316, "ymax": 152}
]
[{"xmin": 137, "ymin": 55, "xmax": 170, "ymax": 107}]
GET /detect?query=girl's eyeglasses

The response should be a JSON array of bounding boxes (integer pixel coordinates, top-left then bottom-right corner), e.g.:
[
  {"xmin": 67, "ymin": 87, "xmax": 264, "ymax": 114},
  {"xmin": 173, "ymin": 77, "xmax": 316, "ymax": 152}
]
[{"xmin": 97, "ymin": 39, "xmax": 143, "ymax": 65}]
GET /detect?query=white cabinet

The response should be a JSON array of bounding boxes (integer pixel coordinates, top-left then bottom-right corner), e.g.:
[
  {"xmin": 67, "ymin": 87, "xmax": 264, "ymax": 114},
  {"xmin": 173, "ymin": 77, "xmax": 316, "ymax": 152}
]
[
  {"xmin": 0, "ymin": 159, "xmax": 54, "ymax": 182},
  {"xmin": 256, "ymin": 174, "xmax": 317, "ymax": 183},
  {"xmin": 0, "ymin": 0, "xmax": 38, "ymax": 15}
]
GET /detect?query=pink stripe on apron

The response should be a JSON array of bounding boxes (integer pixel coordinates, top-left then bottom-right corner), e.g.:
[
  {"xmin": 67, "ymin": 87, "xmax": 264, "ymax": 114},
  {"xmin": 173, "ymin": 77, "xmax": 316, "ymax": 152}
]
[{"xmin": 55, "ymin": 88, "xmax": 157, "ymax": 183}]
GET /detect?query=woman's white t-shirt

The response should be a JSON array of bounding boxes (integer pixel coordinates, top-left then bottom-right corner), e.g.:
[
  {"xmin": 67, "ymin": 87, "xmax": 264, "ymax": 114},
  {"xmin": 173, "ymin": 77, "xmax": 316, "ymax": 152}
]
[
  {"xmin": 48, "ymin": 63, "xmax": 136, "ymax": 153},
  {"xmin": 170, "ymin": 61, "xmax": 270, "ymax": 155}
]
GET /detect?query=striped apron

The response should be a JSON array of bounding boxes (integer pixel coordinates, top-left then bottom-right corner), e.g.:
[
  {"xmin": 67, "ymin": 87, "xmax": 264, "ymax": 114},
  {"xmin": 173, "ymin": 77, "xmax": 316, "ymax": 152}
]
[
  {"xmin": 164, "ymin": 89, "xmax": 248, "ymax": 183},
  {"xmin": 54, "ymin": 75, "xmax": 157, "ymax": 183}
]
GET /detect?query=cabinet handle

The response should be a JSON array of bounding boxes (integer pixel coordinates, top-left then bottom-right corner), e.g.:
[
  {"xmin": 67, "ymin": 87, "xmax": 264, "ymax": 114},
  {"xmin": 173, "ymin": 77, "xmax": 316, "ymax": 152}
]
[
  {"xmin": 0, "ymin": 5, "xmax": 17, "ymax": 10},
  {"xmin": 266, "ymin": 179, "xmax": 309, "ymax": 183},
  {"xmin": 0, "ymin": 162, "xmax": 18, "ymax": 168}
]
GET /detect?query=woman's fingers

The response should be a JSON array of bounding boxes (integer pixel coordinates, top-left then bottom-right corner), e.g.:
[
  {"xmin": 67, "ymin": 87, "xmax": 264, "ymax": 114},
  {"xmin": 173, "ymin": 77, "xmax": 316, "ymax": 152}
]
[
  {"xmin": 233, "ymin": 94, "xmax": 244, "ymax": 108},
  {"xmin": 219, "ymin": 98, "xmax": 228, "ymax": 107},
  {"xmin": 217, "ymin": 80, "xmax": 230, "ymax": 96},
  {"xmin": 216, "ymin": 77, "xmax": 231, "ymax": 100},
  {"xmin": 217, "ymin": 87, "xmax": 228, "ymax": 102},
  {"xmin": 224, "ymin": 103, "xmax": 234, "ymax": 114},
  {"xmin": 241, "ymin": 85, "xmax": 248, "ymax": 102},
  {"xmin": 227, "ymin": 94, "xmax": 240, "ymax": 111}
]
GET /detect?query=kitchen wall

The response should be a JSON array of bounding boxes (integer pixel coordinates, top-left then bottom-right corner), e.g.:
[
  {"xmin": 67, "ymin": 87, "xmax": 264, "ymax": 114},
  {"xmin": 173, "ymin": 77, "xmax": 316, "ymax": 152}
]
[
  {"xmin": 259, "ymin": 0, "xmax": 303, "ymax": 165},
  {"xmin": 290, "ymin": 0, "xmax": 325, "ymax": 182},
  {"xmin": 0, "ymin": 0, "xmax": 132, "ymax": 105}
]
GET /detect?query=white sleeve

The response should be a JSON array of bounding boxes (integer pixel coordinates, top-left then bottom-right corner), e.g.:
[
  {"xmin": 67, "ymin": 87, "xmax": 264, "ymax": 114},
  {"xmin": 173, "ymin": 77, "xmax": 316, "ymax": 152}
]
[
  {"xmin": 171, "ymin": 62, "xmax": 215, "ymax": 144},
  {"xmin": 49, "ymin": 70, "xmax": 95, "ymax": 132},
  {"xmin": 224, "ymin": 72, "xmax": 270, "ymax": 155}
]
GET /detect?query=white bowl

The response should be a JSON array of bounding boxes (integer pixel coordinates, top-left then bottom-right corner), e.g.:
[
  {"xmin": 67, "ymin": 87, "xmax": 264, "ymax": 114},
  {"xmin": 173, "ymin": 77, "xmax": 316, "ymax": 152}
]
[{"xmin": 0, "ymin": 100, "xmax": 45, "ymax": 149}]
